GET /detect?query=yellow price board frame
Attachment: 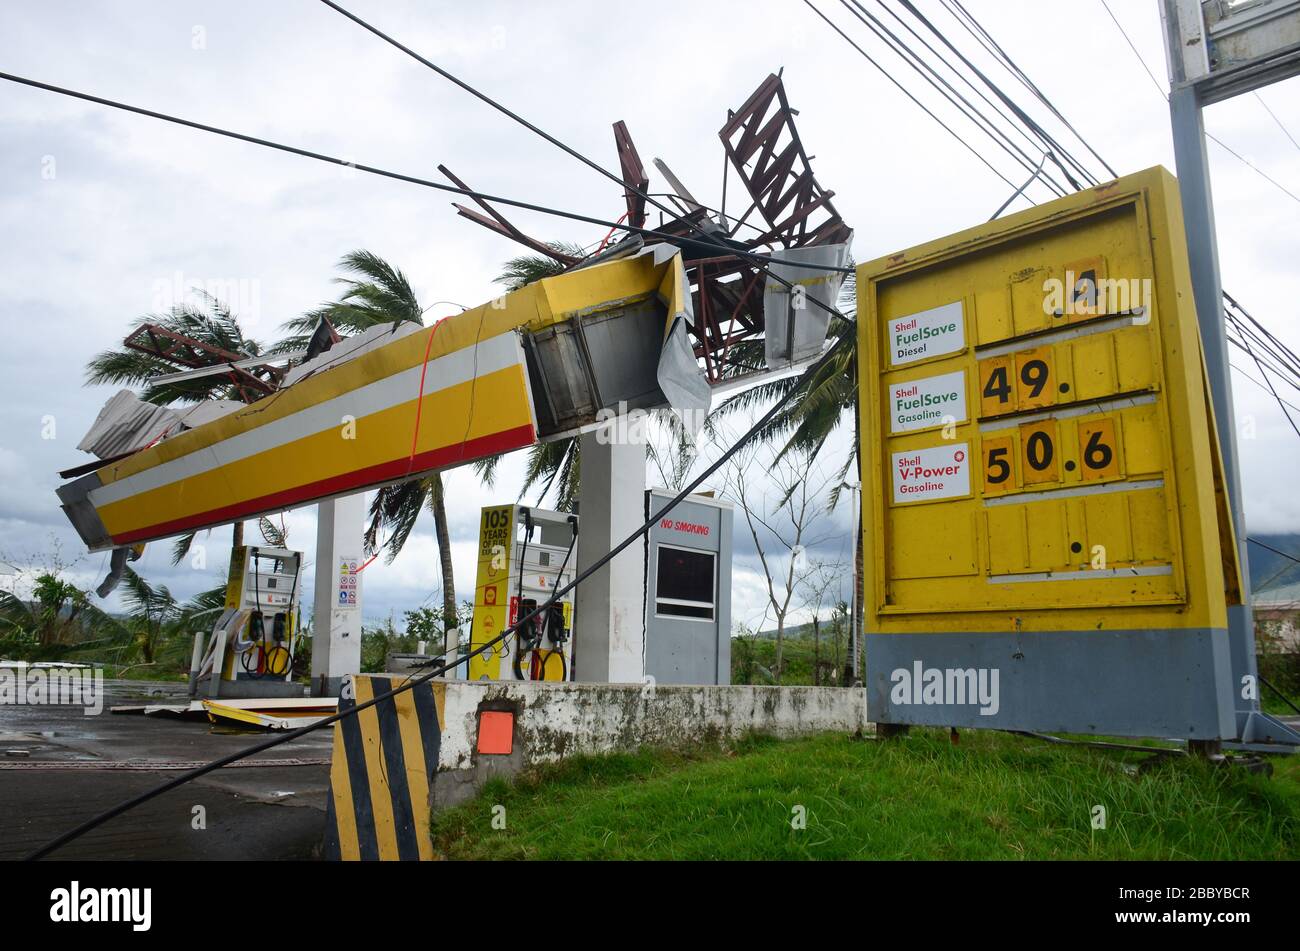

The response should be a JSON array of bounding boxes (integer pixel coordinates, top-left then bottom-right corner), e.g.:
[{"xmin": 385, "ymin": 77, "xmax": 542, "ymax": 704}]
[{"xmin": 857, "ymin": 166, "xmax": 1241, "ymax": 635}]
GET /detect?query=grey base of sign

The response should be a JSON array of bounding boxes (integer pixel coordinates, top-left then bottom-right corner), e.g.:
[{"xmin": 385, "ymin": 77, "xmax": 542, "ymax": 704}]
[{"xmin": 866, "ymin": 629, "xmax": 1300, "ymax": 744}]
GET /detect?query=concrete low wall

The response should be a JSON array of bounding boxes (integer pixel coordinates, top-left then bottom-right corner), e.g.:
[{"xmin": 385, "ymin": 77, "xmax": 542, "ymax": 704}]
[{"xmin": 432, "ymin": 681, "xmax": 869, "ymax": 812}]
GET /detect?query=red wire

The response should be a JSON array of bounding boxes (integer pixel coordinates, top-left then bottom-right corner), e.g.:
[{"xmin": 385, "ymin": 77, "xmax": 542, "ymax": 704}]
[
  {"xmin": 406, "ymin": 316, "xmax": 449, "ymax": 469},
  {"xmin": 356, "ymin": 315, "xmax": 450, "ymax": 576},
  {"xmin": 595, "ymin": 212, "xmax": 628, "ymax": 253}
]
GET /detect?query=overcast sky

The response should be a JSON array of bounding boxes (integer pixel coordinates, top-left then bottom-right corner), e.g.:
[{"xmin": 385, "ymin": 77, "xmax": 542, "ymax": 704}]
[{"xmin": 1, "ymin": 1, "xmax": 1296, "ymax": 630}]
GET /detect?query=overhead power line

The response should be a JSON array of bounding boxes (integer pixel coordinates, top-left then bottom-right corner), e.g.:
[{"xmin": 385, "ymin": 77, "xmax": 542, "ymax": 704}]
[
  {"xmin": 801, "ymin": 0, "xmax": 1021, "ymax": 193},
  {"xmin": 314, "ymin": 0, "xmax": 858, "ymax": 318},
  {"xmin": 1231, "ymin": 361, "xmax": 1300, "ymax": 415},
  {"xmin": 898, "ymin": 0, "xmax": 1096, "ymax": 189},
  {"xmin": 839, "ymin": 0, "xmax": 1070, "ymax": 197},
  {"xmin": 1248, "ymin": 537, "xmax": 1300, "ymax": 567},
  {"xmin": 1097, "ymin": 0, "xmax": 1300, "ymax": 206},
  {"xmin": 1255, "ymin": 91, "xmax": 1300, "ymax": 153},
  {"xmin": 941, "ymin": 0, "xmax": 1119, "ymax": 180},
  {"xmin": 870, "ymin": 0, "xmax": 1057, "ymax": 168},
  {"xmin": 0, "ymin": 71, "xmax": 852, "ymax": 281}
]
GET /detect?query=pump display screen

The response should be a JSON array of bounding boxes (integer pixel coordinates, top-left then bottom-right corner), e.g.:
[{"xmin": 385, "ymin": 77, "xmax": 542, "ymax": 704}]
[{"xmin": 655, "ymin": 545, "xmax": 716, "ymax": 620}]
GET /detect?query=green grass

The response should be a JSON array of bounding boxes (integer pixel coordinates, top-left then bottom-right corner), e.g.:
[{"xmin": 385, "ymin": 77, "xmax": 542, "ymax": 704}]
[
  {"xmin": 431, "ymin": 729, "xmax": 1300, "ymax": 860},
  {"xmin": 732, "ymin": 632, "xmax": 850, "ymax": 685}
]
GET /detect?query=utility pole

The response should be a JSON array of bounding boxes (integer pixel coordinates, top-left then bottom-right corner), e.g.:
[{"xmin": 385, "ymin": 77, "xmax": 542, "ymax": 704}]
[
  {"xmin": 839, "ymin": 477, "xmax": 862, "ymax": 687},
  {"xmin": 1159, "ymin": 0, "xmax": 1300, "ymax": 746}
]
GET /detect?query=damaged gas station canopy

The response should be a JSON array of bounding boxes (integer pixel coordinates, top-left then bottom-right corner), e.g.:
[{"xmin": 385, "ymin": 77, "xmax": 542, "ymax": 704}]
[
  {"xmin": 56, "ymin": 70, "xmax": 851, "ymax": 555},
  {"xmin": 58, "ymin": 250, "xmax": 712, "ymax": 552},
  {"xmin": 441, "ymin": 71, "xmax": 853, "ymax": 384}
]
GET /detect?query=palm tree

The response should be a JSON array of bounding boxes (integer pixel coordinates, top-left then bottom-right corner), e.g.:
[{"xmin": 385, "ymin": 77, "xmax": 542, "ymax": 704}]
[
  {"xmin": 115, "ymin": 568, "xmax": 181, "ymax": 666},
  {"xmin": 279, "ymin": 251, "xmax": 462, "ymax": 634},
  {"xmin": 705, "ymin": 267, "xmax": 858, "ymax": 490},
  {"xmin": 0, "ymin": 573, "xmax": 107, "ymax": 648},
  {"xmin": 707, "ymin": 266, "xmax": 863, "ymax": 677},
  {"xmin": 84, "ymin": 290, "xmax": 270, "ymax": 563}
]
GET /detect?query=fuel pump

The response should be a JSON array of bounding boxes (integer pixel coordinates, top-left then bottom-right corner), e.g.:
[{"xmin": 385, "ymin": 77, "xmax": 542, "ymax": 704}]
[
  {"xmin": 193, "ymin": 545, "xmax": 304, "ymax": 697},
  {"xmin": 467, "ymin": 505, "xmax": 577, "ymax": 682}
]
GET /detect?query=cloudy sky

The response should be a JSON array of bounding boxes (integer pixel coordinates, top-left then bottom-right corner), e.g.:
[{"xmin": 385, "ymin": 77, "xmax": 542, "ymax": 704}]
[{"xmin": 1, "ymin": 0, "xmax": 1296, "ymax": 631}]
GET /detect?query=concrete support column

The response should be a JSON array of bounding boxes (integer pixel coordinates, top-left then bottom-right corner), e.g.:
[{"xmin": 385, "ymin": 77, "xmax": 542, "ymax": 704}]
[
  {"xmin": 573, "ymin": 429, "xmax": 646, "ymax": 684},
  {"xmin": 311, "ymin": 493, "xmax": 365, "ymax": 696}
]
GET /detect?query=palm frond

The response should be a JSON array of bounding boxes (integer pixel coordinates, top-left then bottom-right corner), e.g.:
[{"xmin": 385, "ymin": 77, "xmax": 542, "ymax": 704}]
[
  {"xmin": 258, "ymin": 516, "xmax": 287, "ymax": 549},
  {"xmin": 365, "ymin": 479, "xmax": 431, "ymax": 563},
  {"xmin": 493, "ymin": 243, "xmax": 584, "ymax": 292},
  {"xmin": 169, "ymin": 531, "xmax": 198, "ymax": 566}
]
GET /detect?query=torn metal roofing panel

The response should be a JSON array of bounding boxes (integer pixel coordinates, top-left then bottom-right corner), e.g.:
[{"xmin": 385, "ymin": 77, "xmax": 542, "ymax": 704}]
[
  {"xmin": 281, "ymin": 321, "xmax": 422, "ymax": 388},
  {"xmin": 75, "ymin": 390, "xmax": 183, "ymax": 460},
  {"xmin": 762, "ymin": 241, "xmax": 852, "ymax": 369},
  {"xmin": 176, "ymin": 400, "xmax": 245, "ymax": 429}
]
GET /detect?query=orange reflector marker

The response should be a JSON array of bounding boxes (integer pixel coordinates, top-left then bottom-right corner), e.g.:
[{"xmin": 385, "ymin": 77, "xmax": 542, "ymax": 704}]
[{"xmin": 477, "ymin": 710, "xmax": 514, "ymax": 755}]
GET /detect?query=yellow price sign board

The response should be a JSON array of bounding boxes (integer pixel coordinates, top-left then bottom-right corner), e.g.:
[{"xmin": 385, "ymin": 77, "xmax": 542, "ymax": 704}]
[
  {"xmin": 469, "ymin": 504, "xmax": 514, "ymax": 681},
  {"xmin": 857, "ymin": 166, "xmax": 1240, "ymax": 634}
]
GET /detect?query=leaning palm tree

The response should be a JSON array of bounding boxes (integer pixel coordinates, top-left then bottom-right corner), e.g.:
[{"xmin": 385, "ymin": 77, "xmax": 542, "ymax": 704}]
[
  {"xmin": 0, "ymin": 572, "xmax": 113, "ymax": 649},
  {"xmin": 84, "ymin": 290, "xmax": 268, "ymax": 563},
  {"xmin": 705, "ymin": 266, "xmax": 858, "ymax": 490},
  {"xmin": 279, "ymin": 250, "xmax": 463, "ymax": 634},
  {"xmin": 707, "ymin": 266, "xmax": 863, "ymax": 676}
]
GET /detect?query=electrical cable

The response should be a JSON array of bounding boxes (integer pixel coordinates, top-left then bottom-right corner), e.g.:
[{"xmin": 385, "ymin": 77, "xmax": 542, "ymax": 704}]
[
  {"xmin": 1225, "ymin": 316, "xmax": 1300, "ymax": 387},
  {"xmin": 1247, "ymin": 537, "xmax": 1300, "ymax": 567},
  {"xmin": 1255, "ymin": 91, "xmax": 1300, "ymax": 154},
  {"xmin": 22, "ymin": 327, "xmax": 852, "ymax": 861},
  {"xmin": 1226, "ymin": 332, "xmax": 1300, "ymax": 396},
  {"xmin": 801, "ymin": 0, "xmax": 1021, "ymax": 193},
  {"xmin": 315, "ymin": 0, "xmax": 861, "ymax": 312},
  {"xmin": 839, "ymin": 0, "xmax": 1069, "ymax": 197},
  {"xmin": 1260, "ymin": 676, "xmax": 1300, "ymax": 717},
  {"xmin": 897, "ymin": 0, "xmax": 1094, "ymax": 190},
  {"xmin": 942, "ymin": 0, "xmax": 1119, "ymax": 180},
  {"xmin": 990, "ymin": 152, "xmax": 1047, "ymax": 220},
  {"xmin": 1095, "ymin": 0, "xmax": 1300, "ymax": 206},
  {"xmin": 1227, "ymin": 312, "xmax": 1300, "ymax": 440},
  {"xmin": 1227, "ymin": 293, "xmax": 1300, "ymax": 376},
  {"xmin": 0, "ymin": 70, "xmax": 851, "ymax": 280},
  {"xmin": 1229, "ymin": 350, "xmax": 1300, "ymax": 409},
  {"xmin": 1227, "ymin": 308, "xmax": 1300, "ymax": 378},
  {"xmin": 1098, "ymin": 0, "xmax": 1167, "ymax": 99},
  {"xmin": 869, "ymin": 0, "xmax": 1057, "ymax": 168}
]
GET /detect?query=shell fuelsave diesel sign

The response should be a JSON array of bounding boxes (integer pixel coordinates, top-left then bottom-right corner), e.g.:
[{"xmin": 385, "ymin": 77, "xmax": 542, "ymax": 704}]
[{"xmin": 857, "ymin": 167, "xmax": 1244, "ymax": 739}]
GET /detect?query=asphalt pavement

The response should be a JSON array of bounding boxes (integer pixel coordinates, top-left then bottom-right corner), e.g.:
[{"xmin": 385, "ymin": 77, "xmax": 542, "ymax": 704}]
[{"xmin": 0, "ymin": 679, "xmax": 333, "ymax": 861}]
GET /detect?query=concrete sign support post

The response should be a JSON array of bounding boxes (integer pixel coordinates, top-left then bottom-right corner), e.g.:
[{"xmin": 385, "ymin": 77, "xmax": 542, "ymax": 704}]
[
  {"xmin": 1160, "ymin": 0, "xmax": 1300, "ymax": 746},
  {"xmin": 573, "ymin": 428, "xmax": 646, "ymax": 683},
  {"xmin": 312, "ymin": 493, "xmax": 365, "ymax": 696}
]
